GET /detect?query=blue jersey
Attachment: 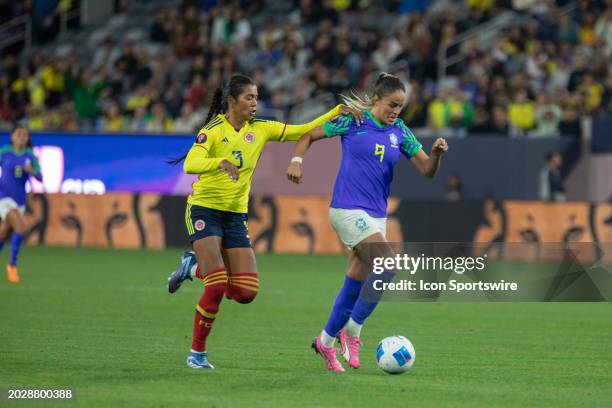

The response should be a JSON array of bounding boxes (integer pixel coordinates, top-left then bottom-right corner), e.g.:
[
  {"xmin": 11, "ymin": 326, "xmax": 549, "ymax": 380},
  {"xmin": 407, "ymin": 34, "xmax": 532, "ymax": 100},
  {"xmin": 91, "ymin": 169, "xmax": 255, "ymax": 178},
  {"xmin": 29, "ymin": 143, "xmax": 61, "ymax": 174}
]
[
  {"xmin": 0, "ymin": 145, "xmax": 42, "ymax": 206},
  {"xmin": 323, "ymin": 111, "xmax": 422, "ymax": 218}
]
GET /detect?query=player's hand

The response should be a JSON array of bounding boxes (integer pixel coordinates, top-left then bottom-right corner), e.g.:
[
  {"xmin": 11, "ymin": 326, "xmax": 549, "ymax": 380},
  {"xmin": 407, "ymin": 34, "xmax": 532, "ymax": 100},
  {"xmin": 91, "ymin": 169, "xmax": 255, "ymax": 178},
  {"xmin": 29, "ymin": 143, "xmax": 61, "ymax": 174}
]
[
  {"xmin": 24, "ymin": 159, "xmax": 35, "ymax": 175},
  {"xmin": 431, "ymin": 138, "xmax": 448, "ymax": 157},
  {"xmin": 339, "ymin": 105, "xmax": 363, "ymax": 125},
  {"xmin": 219, "ymin": 159, "xmax": 239, "ymax": 182},
  {"xmin": 286, "ymin": 162, "xmax": 303, "ymax": 184}
]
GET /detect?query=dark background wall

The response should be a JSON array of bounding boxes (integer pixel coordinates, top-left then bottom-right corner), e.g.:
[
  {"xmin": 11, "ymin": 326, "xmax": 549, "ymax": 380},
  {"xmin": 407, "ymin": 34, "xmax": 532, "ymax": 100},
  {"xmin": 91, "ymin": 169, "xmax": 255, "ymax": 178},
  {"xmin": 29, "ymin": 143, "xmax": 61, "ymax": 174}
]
[{"xmin": 255, "ymin": 135, "xmax": 579, "ymax": 201}]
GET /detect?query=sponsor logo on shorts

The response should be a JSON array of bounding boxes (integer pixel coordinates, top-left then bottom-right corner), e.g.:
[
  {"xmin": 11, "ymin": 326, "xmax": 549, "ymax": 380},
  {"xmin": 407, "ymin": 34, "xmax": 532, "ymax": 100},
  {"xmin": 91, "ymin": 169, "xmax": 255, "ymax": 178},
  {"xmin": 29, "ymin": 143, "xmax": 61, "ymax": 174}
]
[
  {"xmin": 355, "ymin": 218, "xmax": 369, "ymax": 232},
  {"xmin": 194, "ymin": 219, "xmax": 206, "ymax": 231},
  {"xmin": 244, "ymin": 132, "xmax": 255, "ymax": 143}
]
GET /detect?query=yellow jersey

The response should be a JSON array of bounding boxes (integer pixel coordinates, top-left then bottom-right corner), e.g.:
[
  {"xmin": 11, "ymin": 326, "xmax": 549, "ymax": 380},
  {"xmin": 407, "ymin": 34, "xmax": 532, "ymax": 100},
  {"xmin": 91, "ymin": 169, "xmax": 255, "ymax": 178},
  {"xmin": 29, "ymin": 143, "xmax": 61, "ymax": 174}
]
[{"xmin": 184, "ymin": 105, "xmax": 342, "ymax": 213}]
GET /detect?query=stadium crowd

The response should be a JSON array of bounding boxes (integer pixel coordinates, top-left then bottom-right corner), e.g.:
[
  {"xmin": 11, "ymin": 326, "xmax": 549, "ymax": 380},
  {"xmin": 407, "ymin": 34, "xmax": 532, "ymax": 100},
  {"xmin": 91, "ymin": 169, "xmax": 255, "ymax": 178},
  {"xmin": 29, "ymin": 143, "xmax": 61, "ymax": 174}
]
[{"xmin": 0, "ymin": 0, "xmax": 611, "ymax": 137}]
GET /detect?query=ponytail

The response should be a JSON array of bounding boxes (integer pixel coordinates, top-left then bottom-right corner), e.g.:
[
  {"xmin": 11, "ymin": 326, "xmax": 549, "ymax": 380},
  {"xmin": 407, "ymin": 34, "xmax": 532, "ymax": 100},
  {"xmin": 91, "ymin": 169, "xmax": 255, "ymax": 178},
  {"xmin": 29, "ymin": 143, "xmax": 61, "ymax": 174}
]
[
  {"xmin": 341, "ymin": 89, "xmax": 372, "ymax": 111},
  {"xmin": 167, "ymin": 87, "xmax": 226, "ymax": 165},
  {"xmin": 340, "ymin": 72, "xmax": 405, "ymax": 113}
]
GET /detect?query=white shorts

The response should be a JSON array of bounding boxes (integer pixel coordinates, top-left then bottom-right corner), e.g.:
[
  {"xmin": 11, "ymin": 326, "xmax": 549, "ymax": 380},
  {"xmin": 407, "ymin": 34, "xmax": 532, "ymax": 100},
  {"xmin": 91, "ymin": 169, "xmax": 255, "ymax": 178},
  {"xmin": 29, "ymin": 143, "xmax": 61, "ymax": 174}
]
[
  {"xmin": 0, "ymin": 197, "xmax": 25, "ymax": 220},
  {"xmin": 329, "ymin": 207, "xmax": 387, "ymax": 250}
]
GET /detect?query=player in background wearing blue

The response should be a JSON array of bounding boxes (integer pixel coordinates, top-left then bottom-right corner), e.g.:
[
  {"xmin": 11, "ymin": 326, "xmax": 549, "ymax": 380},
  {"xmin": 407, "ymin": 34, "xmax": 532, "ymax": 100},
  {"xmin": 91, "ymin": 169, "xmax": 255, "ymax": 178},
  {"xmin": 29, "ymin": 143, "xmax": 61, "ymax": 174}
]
[
  {"xmin": 0, "ymin": 125, "xmax": 42, "ymax": 283},
  {"xmin": 286, "ymin": 73, "xmax": 448, "ymax": 372}
]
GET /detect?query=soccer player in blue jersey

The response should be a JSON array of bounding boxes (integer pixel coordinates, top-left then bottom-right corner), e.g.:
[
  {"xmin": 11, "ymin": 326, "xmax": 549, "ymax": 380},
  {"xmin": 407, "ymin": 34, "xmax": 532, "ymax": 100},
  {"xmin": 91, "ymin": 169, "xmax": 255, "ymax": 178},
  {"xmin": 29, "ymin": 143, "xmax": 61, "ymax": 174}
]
[
  {"xmin": 0, "ymin": 125, "xmax": 42, "ymax": 283},
  {"xmin": 286, "ymin": 73, "xmax": 448, "ymax": 371}
]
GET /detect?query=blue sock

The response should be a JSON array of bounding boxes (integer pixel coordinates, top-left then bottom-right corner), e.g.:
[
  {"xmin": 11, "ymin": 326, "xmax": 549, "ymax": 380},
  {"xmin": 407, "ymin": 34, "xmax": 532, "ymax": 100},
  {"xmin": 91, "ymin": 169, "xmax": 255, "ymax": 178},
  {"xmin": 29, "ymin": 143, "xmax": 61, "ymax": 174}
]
[
  {"xmin": 323, "ymin": 275, "xmax": 363, "ymax": 337},
  {"xmin": 0, "ymin": 240, "xmax": 4, "ymax": 253},
  {"xmin": 10, "ymin": 233, "xmax": 24, "ymax": 266},
  {"xmin": 351, "ymin": 271, "xmax": 395, "ymax": 325}
]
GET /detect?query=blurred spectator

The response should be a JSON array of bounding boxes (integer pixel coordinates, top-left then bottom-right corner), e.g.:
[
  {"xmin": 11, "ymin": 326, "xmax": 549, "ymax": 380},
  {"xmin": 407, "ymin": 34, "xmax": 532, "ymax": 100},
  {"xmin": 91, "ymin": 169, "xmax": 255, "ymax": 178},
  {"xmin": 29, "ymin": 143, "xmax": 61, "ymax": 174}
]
[
  {"xmin": 129, "ymin": 106, "xmax": 148, "ymax": 132},
  {"xmin": 173, "ymin": 103, "xmax": 202, "ymax": 133},
  {"xmin": 540, "ymin": 151, "xmax": 566, "ymax": 201},
  {"xmin": 579, "ymin": 12, "xmax": 597, "ymax": 45},
  {"xmin": 97, "ymin": 102, "xmax": 125, "ymax": 132},
  {"xmin": 186, "ymin": 74, "xmax": 207, "ymax": 108},
  {"xmin": 92, "ymin": 38, "xmax": 120, "ymax": 74},
  {"xmin": 0, "ymin": 90, "xmax": 16, "ymax": 127},
  {"xmin": 115, "ymin": 43, "xmax": 138, "ymax": 85},
  {"xmin": 126, "ymin": 85, "xmax": 151, "ymax": 112},
  {"xmin": 64, "ymin": 68, "xmax": 107, "ymax": 129},
  {"xmin": 401, "ymin": 82, "xmax": 428, "ymax": 128},
  {"xmin": 472, "ymin": 105, "xmax": 509, "ymax": 136},
  {"xmin": 508, "ymin": 89, "xmax": 535, "ymax": 135},
  {"xmin": 557, "ymin": 14, "xmax": 579, "ymax": 44},
  {"xmin": 372, "ymin": 37, "xmax": 401, "ymax": 72},
  {"xmin": 40, "ymin": 57, "xmax": 65, "ymax": 108},
  {"xmin": 427, "ymin": 88, "xmax": 448, "ymax": 131},
  {"xmin": 446, "ymin": 89, "xmax": 475, "ymax": 135},
  {"xmin": 578, "ymin": 73, "xmax": 604, "ymax": 113},
  {"xmin": 533, "ymin": 93, "xmax": 562, "ymax": 137},
  {"xmin": 150, "ymin": 8, "xmax": 173, "ymax": 43},
  {"xmin": 146, "ymin": 103, "xmax": 173, "ymax": 132},
  {"xmin": 446, "ymin": 174, "xmax": 463, "ymax": 201},
  {"xmin": 595, "ymin": 8, "xmax": 612, "ymax": 57}
]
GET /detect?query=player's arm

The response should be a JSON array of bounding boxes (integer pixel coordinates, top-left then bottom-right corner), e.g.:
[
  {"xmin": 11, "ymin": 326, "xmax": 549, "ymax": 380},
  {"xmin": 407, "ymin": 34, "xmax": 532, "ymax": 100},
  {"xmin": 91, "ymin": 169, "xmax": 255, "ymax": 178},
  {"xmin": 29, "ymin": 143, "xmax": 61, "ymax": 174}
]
[
  {"xmin": 270, "ymin": 105, "xmax": 362, "ymax": 142},
  {"xmin": 286, "ymin": 115, "xmax": 352, "ymax": 184},
  {"xmin": 410, "ymin": 139, "xmax": 448, "ymax": 178},
  {"xmin": 183, "ymin": 132, "xmax": 239, "ymax": 181},
  {"xmin": 24, "ymin": 153, "xmax": 42, "ymax": 181},
  {"xmin": 397, "ymin": 120, "xmax": 447, "ymax": 178}
]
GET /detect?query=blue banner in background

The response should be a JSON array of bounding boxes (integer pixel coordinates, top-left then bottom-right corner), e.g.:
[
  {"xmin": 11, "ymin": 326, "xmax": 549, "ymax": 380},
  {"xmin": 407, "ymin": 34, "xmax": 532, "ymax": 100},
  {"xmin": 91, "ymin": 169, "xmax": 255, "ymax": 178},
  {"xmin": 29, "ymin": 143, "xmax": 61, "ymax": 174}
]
[{"xmin": 0, "ymin": 132, "xmax": 197, "ymax": 195}]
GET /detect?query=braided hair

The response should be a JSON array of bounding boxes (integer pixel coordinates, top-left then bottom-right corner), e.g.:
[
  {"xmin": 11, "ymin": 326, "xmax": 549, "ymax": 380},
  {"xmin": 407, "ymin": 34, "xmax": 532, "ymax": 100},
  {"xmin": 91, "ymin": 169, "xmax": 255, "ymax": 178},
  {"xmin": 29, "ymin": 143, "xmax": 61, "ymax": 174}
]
[{"xmin": 169, "ymin": 74, "xmax": 255, "ymax": 165}]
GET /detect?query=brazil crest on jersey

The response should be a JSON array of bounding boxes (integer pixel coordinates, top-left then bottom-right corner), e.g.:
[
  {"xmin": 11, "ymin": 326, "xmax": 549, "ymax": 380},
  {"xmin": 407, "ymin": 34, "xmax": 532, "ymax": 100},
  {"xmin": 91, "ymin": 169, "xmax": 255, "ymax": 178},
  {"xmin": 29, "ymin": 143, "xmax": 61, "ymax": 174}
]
[{"xmin": 323, "ymin": 111, "xmax": 422, "ymax": 218}]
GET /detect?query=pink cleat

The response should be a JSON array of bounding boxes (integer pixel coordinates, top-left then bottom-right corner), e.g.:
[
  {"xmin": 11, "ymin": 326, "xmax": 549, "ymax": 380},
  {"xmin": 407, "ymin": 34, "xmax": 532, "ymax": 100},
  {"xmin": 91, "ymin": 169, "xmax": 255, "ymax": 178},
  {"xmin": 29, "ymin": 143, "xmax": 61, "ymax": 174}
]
[
  {"xmin": 339, "ymin": 329, "xmax": 361, "ymax": 369},
  {"xmin": 312, "ymin": 336, "xmax": 345, "ymax": 372}
]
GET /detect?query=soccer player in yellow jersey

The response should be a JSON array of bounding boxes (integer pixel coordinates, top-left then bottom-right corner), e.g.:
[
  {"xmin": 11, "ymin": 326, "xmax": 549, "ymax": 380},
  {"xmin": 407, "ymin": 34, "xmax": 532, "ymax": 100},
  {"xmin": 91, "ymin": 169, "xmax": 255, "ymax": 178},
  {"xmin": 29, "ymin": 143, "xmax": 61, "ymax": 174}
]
[{"xmin": 166, "ymin": 74, "xmax": 360, "ymax": 369}]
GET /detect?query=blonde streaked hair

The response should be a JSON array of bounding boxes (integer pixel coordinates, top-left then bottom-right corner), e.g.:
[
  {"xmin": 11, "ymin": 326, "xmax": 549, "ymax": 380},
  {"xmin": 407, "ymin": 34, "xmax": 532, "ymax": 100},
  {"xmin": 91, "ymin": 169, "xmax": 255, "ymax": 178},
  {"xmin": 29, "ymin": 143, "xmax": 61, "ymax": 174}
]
[{"xmin": 341, "ymin": 72, "xmax": 405, "ymax": 111}]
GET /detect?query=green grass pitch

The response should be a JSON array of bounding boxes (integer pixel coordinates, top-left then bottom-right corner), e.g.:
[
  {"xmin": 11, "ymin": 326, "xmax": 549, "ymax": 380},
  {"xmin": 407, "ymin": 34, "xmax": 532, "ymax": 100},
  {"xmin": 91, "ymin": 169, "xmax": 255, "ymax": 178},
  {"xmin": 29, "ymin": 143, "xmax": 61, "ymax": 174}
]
[{"xmin": 1, "ymin": 246, "xmax": 611, "ymax": 407}]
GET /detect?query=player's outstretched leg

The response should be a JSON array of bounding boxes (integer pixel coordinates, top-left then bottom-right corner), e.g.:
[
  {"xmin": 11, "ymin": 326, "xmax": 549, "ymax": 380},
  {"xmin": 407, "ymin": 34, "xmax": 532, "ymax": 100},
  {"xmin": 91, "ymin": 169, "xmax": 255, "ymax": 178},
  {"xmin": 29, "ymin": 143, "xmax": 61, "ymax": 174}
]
[
  {"xmin": 6, "ymin": 233, "xmax": 24, "ymax": 284},
  {"xmin": 167, "ymin": 250, "xmax": 198, "ymax": 293},
  {"xmin": 9, "ymin": 232, "xmax": 24, "ymax": 266},
  {"xmin": 313, "ymin": 275, "xmax": 363, "ymax": 372},
  {"xmin": 342, "ymin": 270, "xmax": 394, "ymax": 368}
]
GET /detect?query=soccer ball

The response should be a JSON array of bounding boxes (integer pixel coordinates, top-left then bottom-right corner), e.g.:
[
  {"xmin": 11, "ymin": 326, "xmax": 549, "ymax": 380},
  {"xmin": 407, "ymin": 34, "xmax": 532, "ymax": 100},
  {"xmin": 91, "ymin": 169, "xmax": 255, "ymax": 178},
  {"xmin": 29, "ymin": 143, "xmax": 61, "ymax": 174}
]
[{"xmin": 376, "ymin": 335, "xmax": 415, "ymax": 374}]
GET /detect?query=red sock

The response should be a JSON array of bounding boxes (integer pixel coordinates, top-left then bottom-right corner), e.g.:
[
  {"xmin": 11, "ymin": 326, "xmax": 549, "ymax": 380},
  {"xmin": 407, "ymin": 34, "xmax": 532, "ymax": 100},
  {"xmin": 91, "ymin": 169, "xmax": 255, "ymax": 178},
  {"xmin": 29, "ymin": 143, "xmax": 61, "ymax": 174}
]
[{"xmin": 191, "ymin": 268, "xmax": 227, "ymax": 352}]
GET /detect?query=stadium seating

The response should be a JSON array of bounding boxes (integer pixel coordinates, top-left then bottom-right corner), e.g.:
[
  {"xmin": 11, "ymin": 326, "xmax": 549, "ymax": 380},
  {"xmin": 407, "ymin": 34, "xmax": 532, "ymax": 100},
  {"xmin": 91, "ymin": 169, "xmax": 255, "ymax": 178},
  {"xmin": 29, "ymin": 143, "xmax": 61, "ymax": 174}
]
[{"xmin": 0, "ymin": 0, "xmax": 610, "ymax": 137}]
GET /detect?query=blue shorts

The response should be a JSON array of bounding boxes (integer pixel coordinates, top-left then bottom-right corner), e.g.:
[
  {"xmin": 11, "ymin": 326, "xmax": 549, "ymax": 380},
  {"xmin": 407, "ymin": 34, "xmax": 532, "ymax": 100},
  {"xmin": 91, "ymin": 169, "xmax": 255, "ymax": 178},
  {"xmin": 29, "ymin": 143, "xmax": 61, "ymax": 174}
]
[{"xmin": 185, "ymin": 204, "xmax": 251, "ymax": 248}]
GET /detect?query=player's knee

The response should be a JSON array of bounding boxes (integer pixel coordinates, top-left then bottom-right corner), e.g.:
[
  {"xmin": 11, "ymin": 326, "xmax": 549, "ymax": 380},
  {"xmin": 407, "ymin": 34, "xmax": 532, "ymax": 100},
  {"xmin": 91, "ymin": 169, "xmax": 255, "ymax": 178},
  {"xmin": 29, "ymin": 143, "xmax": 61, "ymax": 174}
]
[
  {"xmin": 227, "ymin": 284, "xmax": 258, "ymax": 304},
  {"xmin": 227, "ymin": 273, "xmax": 259, "ymax": 304},
  {"xmin": 234, "ymin": 288, "xmax": 258, "ymax": 304}
]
